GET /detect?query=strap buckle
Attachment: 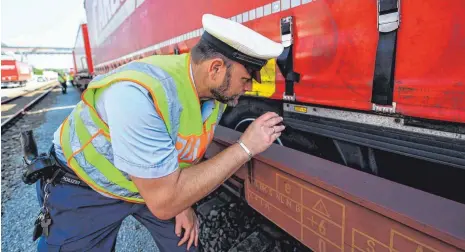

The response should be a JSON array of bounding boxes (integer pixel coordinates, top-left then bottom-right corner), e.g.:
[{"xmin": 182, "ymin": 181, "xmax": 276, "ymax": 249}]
[
  {"xmin": 378, "ymin": 0, "xmax": 400, "ymax": 33},
  {"xmin": 283, "ymin": 92, "xmax": 296, "ymax": 102}
]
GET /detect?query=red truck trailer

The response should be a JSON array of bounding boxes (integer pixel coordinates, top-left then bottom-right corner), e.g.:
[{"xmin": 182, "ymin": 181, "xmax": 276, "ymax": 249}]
[
  {"xmin": 72, "ymin": 23, "xmax": 94, "ymax": 91},
  {"xmin": 1, "ymin": 59, "xmax": 32, "ymax": 88},
  {"xmin": 82, "ymin": 0, "xmax": 465, "ymax": 251}
]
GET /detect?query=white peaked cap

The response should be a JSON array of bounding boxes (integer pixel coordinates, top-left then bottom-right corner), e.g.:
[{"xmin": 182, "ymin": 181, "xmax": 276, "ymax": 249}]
[
  {"xmin": 200, "ymin": 14, "xmax": 284, "ymax": 80},
  {"xmin": 202, "ymin": 14, "xmax": 284, "ymax": 60}
]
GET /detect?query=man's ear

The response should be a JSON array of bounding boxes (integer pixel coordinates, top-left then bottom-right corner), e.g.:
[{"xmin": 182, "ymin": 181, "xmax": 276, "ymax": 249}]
[{"xmin": 208, "ymin": 58, "xmax": 226, "ymax": 81}]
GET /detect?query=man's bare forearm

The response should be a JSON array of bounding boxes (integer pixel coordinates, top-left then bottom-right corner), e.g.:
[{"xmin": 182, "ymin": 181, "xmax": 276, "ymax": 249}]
[
  {"xmin": 166, "ymin": 143, "xmax": 250, "ymax": 218},
  {"xmin": 138, "ymin": 112, "xmax": 284, "ymax": 220}
]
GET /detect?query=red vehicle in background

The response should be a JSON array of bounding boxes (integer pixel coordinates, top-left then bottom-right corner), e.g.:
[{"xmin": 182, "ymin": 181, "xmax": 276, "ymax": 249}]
[
  {"xmin": 1, "ymin": 59, "xmax": 32, "ymax": 88},
  {"xmin": 72, "ymin": 23, "xmax": 94, "ymax": 91}
]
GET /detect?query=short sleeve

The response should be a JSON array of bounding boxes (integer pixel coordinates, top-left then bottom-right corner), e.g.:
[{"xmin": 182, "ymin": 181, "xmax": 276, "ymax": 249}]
[{"xmin": 96, "ymin": 81, "xmax": 179, "ymax": 178}]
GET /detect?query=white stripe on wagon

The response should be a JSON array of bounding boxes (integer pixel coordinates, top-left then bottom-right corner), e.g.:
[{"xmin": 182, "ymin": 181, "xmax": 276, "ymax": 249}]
[{"xmin": 95, "ymin": 0, "xmax": 315, "ymax": 71}]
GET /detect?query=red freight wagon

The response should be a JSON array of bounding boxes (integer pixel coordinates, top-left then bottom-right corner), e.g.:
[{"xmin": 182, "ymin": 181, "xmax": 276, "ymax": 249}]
[
  {"xmin": 1, "ymin": 59, "xmax": 32, "ymax": 87},
  {"xmin": 80, "ymin": 0, "xmax": 465, "ymax": 250}
]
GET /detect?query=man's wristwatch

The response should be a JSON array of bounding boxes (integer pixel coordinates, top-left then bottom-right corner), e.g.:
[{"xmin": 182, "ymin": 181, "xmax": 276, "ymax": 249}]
[{"xmin": 236, "ymin": 139, "xmax": 253, "ymax": 161}]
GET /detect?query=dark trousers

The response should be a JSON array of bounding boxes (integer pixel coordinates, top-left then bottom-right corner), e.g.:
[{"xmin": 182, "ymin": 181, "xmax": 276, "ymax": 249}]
[
  {"xmin": 59, "ymin": 81, "xmax": 67, "ymax": 93},
  {"xmin": 35, "ymin": 178, "xmax": 198, "ymax": 252}
]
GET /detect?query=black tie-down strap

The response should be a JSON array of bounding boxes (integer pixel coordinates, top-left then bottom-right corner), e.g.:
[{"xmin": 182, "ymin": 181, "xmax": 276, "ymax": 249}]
[
  {"xmin": 277, "ymin": 16, "xmax": 300, "ymax": 101},
  {"xmin": 371, "ymin": 0, "xmax": 400, "ymax": 105},
  {"xmin": 278, "ymin": 46, "xmax": 301, "ymax": 99}
]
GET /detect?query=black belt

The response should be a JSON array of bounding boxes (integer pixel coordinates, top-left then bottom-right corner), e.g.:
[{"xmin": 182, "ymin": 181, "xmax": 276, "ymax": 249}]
[
  {"xmin": 49, "ymin": 147, "xmax": 91, "ymax": 189},
  {"xmin": 52, "ymin": 166, "xmax": 90, "ymax": 189}
]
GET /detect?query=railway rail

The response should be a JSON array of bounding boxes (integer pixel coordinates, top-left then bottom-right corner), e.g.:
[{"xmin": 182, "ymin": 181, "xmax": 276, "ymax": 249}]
[
  {"xmin": 1, "ymin": 83, "xmax": 58, "ymax": 132},
  {"xmin": 1, "ymin": 81, "xmax": 58, "ymax": 104},
  {"xmin": 204, "ymin": 126, "xmax": 465, "ymax": 252}
]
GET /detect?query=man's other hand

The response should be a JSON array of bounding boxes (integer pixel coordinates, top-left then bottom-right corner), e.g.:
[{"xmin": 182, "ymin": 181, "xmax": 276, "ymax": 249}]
[{"xmin": 175, "ymin": 207, "xmax": 199, "ymax": 249}]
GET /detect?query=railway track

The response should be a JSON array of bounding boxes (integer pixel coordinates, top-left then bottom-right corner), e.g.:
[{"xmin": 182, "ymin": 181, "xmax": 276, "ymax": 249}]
[
  {"xmin": 194, "ymin": 186, "xmax": 312, "ymax": 252},
  {"xmin": 1, "ymin": 83, "xmax": 58, "ymax": 132}
]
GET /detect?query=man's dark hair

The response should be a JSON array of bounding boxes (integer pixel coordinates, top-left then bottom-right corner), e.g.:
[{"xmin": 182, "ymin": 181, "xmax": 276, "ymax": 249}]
[{"xmin": 191, "ymin": 39, "xmax": 232, "ymax": 69}]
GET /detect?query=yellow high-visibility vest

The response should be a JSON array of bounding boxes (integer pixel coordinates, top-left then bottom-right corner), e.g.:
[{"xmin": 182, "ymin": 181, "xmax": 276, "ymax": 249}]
[{"xmin": 59, "ymin": 54, "xmax": 226, "ymax": 203}]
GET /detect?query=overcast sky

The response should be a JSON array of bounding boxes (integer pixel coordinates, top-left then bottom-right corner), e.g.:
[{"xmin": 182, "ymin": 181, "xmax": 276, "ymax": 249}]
[{"xmin": 1, "ymin": 0, "xmax": 87, "ymax": 68}]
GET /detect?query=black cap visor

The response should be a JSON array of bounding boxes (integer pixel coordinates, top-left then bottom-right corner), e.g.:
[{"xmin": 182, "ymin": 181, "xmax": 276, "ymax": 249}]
[
  {"xmin": 252, "ymin": 70, "xmax": 261, "ymax": 83},
  {"xmin": 246, "ymin": 66, "xmax": 261, "ymax": 83}
]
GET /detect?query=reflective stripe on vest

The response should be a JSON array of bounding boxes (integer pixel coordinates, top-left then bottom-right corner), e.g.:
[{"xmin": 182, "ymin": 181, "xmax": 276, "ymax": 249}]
[
  {"xmin": 176, "ymin": 102, "xmax": 226, "ymax": 167},
  {"xmin": 59, "ymin": 54, "xmax": 226, "ymax": 203},
  {"xmin": 62, "ymin": 102, "xmax": 141, "ymax": 199}
]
